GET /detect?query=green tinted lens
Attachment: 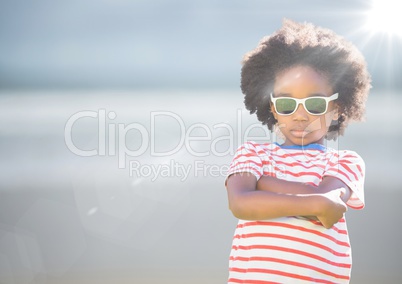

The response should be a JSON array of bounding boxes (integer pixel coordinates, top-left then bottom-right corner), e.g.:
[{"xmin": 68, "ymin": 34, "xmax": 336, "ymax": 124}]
[
  {"xmin": 276, "ymin": 98, "xmax": 296, "ymax": 114},
  {"xmin": 305, "ymin": 98, "xmax": 326, "ymax": 114}
]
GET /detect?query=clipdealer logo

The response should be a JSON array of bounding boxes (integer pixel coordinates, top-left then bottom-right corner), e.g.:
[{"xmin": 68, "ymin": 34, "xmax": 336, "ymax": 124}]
[{"xmin": 64, "ymin": 109, "xmax": 272, "ymax": 181}]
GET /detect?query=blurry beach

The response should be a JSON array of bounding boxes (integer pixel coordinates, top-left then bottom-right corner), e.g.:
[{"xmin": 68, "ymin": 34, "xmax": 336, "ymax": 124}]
[
  {"xmin": 0, "ymin": 89, "xmax": 401, "ymax": 283},
  {"xmin": 1, "ymin": 0, "xmax": 402, "ymax": 282}
]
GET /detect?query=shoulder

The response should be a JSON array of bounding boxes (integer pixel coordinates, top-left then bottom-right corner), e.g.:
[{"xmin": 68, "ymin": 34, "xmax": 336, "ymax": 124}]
[
  {"xmin": 325, "ymin": 147, "xmax": 363, "ymax": 160},
  {"xmin": 325, "ymin": 148, "xmax": 365, "ymax": 179},
  {"xmin": 337, "ymin": 149, "xmax": 365, "ymax": 166},
  {"xmin": 227, "ymin": 141, "xmax": 273, "ymax": 182}
]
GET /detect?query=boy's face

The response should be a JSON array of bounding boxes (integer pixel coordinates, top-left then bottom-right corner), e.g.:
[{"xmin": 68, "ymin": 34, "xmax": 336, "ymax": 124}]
[{"xmin": 271, "ymin": 65, "xmax": 339, "ymax": 146}]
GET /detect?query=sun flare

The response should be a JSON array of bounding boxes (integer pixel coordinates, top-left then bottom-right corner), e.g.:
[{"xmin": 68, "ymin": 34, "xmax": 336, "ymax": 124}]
[{"xmin": 366, "ymin": 0, "xmax": 402, "ymax": 36}]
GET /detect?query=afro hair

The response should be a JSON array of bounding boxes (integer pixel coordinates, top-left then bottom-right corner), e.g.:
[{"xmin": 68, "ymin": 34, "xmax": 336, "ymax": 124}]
[{"xmin": 241, "ymin": 19, "xmax": 371, "ymax": 139}]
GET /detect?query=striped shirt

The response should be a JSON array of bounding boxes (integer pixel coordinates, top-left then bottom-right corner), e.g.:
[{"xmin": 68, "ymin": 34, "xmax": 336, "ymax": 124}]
[{"xmin": 225, "ymin": 141, "xmax": 365, "ymax": 284}]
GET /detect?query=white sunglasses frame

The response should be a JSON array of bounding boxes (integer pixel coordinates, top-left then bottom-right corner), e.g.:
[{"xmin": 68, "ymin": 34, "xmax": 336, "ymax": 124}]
[{"xmin": 270, "ymin": 93, "xmax": 339, "ymax": 116}]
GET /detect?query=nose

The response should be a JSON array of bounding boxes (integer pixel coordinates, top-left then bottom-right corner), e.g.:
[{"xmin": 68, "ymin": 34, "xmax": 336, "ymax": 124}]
[{"xmin": 292, "ymin": 102, "xmax": 309, "ymax": 121}]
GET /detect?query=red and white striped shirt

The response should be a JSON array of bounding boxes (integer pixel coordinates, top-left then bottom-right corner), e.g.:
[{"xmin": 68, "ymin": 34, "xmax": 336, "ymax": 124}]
[{"xmin": 225, "ymin": 141, "xmax": 365, "ymax": 284}]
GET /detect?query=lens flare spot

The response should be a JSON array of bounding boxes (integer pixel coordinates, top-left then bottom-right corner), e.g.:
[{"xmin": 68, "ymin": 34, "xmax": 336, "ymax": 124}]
[{"xmin": 366, "ymin": 0, "xmax": 402, "ymax": 36}]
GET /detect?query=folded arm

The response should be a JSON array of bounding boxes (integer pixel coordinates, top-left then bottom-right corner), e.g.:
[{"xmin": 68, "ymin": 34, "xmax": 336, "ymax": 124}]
[
  {"xmin": 256, "ymin": 174, "xmax": 351, "ymax": 203},
  {"xmin": 226, "ymin": 173, "xmax": 348, "ymax": 228}
]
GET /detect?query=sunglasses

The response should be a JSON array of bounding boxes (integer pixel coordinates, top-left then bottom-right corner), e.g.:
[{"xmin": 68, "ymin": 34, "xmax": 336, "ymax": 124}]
[{"xmin": 270, "ymin": 93, "xmax": 338, "ymax": 116}]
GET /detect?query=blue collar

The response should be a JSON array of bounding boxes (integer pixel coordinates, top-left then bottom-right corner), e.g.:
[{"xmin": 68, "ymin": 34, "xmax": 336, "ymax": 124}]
[{"xmin": 274, "ymin": 142, "xmax": 327, "ymax": 151}]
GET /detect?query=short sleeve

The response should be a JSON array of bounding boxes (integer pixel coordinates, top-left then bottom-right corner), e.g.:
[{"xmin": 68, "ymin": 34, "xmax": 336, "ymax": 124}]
[
  {"xmin": 324, "ymin": 150, "xmax": 365, "ymax": 209},
  {"xmin": 225, "ymin": 141, "xmax": 264, "ymax": 185}
]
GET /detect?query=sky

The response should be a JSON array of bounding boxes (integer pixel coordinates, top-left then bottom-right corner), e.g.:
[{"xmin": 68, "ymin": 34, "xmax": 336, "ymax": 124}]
[{"xmin": 0, "ymin": 0, "xmax": 401, "ymax": 90}]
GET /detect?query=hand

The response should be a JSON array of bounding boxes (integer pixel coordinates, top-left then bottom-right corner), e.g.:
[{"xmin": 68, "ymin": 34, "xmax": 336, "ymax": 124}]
[
  {"xmin": 315, "ymin": 188, "xmax": 347, "ymax": 229},
  {"xmin": 317, "ymin": 177, "xmax": 351, "ymax": 203}
]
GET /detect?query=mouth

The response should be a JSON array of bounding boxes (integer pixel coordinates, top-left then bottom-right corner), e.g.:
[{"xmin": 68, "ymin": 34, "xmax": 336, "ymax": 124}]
[{"xmin": 290, "ymin": 129, "xmax": 311, "ymax": 138}]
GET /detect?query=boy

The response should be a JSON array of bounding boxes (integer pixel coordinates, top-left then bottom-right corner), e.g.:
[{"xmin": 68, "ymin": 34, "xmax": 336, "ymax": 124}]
[{"xmin": 225, "ymin": 19, "xmax": 371, "ymax": 283}]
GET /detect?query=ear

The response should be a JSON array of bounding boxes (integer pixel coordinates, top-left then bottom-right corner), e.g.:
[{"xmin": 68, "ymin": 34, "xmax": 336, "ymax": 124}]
[
  {"xmin": 325, "ymin": 105, "xmax": 340, "ymax": 128},
  {"xmin": 331, "ymin": 106, "xmax": 340, "ymax": 121},
  {"xmin": 270, "ymin": 103, "xmax": 278, "ymax": 120}
]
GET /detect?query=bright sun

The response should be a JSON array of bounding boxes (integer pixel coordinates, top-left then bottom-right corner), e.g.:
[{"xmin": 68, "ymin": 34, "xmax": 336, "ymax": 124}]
[{"xmin": 366, "ymin": 0, "xmax": 402, "ymax": 36}]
